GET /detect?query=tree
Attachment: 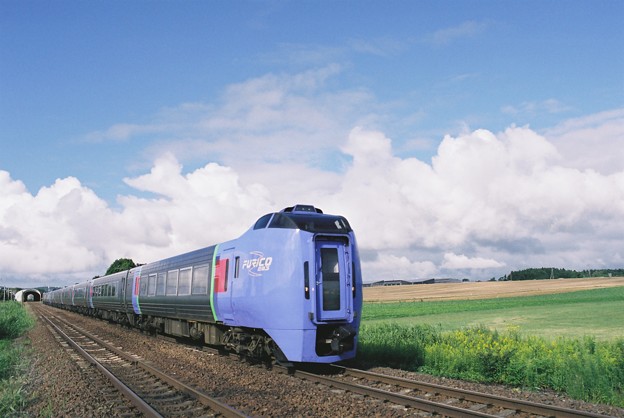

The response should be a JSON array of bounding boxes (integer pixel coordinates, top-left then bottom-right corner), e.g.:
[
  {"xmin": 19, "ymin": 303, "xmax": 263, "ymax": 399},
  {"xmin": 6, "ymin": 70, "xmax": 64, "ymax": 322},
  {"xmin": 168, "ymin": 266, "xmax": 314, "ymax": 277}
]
[{"xmin": 105, "ymin": 258, "xmax": 137, "ymax": 276}]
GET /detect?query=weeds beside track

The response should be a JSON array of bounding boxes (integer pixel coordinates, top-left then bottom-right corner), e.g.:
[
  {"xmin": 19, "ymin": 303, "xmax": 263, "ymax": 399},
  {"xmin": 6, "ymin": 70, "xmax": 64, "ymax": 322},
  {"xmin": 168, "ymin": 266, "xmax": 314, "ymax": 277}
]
[
  {"xmin": 358, "ymin": 323, "xmax": 624, "ymax": 407},
  {"xmin": 0, "ymin": 301, "xmax": 35, "ymax": 416}
]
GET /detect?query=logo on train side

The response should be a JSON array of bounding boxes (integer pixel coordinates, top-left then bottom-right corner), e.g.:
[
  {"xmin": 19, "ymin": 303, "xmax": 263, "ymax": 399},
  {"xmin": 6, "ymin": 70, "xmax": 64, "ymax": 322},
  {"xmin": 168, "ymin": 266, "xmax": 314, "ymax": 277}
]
[{"xmin": 242, "ymin": 251, "xmax": 273, "ymax": 277}]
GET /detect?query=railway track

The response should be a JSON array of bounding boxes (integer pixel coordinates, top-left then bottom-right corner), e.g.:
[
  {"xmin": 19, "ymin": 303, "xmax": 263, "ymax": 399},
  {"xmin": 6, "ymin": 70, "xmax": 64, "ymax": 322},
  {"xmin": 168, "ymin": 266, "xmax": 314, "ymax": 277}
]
[
  {"xmin": 284, "ymin": 364, "xmax": 611, "ymax": 418},
  {"xmin": 35, "ymin": 305, "xmax": 247, "ymax": 418}
]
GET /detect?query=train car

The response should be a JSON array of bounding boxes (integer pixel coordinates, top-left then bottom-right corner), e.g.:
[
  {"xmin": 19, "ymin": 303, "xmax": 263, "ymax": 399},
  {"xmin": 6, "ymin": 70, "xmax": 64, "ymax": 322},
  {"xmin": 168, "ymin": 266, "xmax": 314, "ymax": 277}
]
[
  {"xmin": 61, "ymin": 285, "xmax": 73, "ymax": 307},
  {"xmin": 91, "ymin": 271, "xmax": 127, "ymax": 321},
  {"xmin": 44, "ymin": 204, "xmax": 362, "ymax": 364},
  {"xmin": 125, "ymin": 246, "xmax": 216, "ymax": 341},
  {"xmin": 72, "ymin": 281, "xmax": 90, "ymax": 314}
]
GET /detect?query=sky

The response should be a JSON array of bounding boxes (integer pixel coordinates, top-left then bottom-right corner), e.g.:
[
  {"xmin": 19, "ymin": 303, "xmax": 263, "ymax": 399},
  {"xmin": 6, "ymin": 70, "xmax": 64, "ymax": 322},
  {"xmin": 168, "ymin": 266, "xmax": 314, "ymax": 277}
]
[{"xmin": 1, "ymin": 0, "xmax": 623, "ymax": 288}]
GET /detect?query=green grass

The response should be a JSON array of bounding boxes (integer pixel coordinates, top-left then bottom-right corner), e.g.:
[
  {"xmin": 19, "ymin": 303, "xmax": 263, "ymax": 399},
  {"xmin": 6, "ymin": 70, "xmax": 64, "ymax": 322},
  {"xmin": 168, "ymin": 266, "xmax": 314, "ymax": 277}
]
[
  {"xmin": 363, "ymin": 287, "xmax": 624, "ymax": 340},
  {"xmin": 0, "ymin": 301, "xmax": 35, "ymax": 340},
  {"xmin": 357, "ymin": 287, "xmax": 624, "ymax": 407},
  {"xmin": 0, "ymin": 301, "xmax": 35, "ymax": 416}
]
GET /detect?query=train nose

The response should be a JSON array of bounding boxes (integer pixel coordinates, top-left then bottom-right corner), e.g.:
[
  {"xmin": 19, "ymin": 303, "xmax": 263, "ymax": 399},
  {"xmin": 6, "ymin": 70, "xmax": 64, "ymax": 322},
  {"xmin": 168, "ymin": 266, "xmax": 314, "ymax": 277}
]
[{"xmin": 329, "ymin": 325, "xmax": 356, "ymax": 354}]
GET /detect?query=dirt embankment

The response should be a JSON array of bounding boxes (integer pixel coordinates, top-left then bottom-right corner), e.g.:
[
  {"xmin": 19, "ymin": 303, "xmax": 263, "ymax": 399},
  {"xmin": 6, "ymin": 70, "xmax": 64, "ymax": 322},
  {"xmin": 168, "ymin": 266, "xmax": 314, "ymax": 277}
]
[{"xmin": 363, "ymin": 277, "xmax": 624, "ymax": 303}]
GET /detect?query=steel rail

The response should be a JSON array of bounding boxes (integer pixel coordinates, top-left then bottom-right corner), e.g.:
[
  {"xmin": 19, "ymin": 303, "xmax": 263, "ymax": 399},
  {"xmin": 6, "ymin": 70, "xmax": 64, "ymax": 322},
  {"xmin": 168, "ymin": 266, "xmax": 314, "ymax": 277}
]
[
  {"xmin": 38, "ymin": 306, "xmax": 247, "ymax": 418},
  {"xmin": 332, "ymin": 365, "xmax": 612, "ymax": 418},
  {"xmin": 281, "ymin": 366, "xmax": 499, "ymax": 417},
  {"xmin": 40, "ymin": 314, "xmax": 163, "ymax": 418}
]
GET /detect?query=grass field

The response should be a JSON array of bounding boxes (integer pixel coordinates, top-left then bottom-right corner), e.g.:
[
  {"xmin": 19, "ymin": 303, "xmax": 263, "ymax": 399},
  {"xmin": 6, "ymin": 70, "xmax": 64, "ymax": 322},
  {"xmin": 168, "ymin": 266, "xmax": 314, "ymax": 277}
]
[{"xmin": 362, "ymin": 286, "xmax": 624, "ymax": 340}]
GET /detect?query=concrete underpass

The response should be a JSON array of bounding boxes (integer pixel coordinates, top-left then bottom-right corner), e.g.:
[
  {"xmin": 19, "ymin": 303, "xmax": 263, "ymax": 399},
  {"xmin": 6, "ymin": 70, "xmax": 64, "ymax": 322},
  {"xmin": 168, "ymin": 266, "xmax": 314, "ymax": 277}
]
[{"xmin": 14, "ymin": 288, "xmax": 42, "ymax": 302}]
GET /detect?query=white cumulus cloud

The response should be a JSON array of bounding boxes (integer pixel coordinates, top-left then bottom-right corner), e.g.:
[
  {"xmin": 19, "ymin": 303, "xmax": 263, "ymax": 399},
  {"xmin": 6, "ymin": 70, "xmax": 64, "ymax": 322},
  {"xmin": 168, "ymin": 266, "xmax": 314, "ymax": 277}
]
[
  {"xmin": 328, "ymin": 124, "xmax": 624, "ymax": 280},
  {"xmin": 0, "ymin": 159, "xmax": 274, "ymax": 286},
  {"xmin": 545, "ymin": 108, "xmax": 624, "ymax": 175}
]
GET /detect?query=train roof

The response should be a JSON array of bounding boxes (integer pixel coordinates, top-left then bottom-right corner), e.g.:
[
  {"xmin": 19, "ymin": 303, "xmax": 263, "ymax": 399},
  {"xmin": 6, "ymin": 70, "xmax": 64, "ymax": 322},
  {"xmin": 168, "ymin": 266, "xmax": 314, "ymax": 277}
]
[{"xmin": 253, "ymin": 204, "xmax": 352, "ymax": 234}]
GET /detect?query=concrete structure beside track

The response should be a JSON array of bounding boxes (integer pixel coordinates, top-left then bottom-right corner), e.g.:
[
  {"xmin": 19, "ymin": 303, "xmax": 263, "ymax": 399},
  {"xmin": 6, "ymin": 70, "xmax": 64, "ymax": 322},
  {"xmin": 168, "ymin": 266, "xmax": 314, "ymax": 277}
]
[{"xmin": 14, "ymin": 288, "xmax": 42, "ymax": 302}]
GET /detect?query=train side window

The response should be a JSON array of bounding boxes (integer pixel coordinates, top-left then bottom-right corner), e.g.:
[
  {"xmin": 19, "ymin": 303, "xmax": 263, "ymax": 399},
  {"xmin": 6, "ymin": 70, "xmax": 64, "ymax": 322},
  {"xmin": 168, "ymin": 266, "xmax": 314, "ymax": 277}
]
[
  {"xmin": 112, "ymin": 282, "xmax": 117, "ymax": 297},
  {"xmin": 140, "ymin": 277, "xmax": 148, "ymax": 296},
  {"xmin": 148, "ymin": 274, "xmax": 157, "ymax": 296},
  {"xmin": 156, "ymin": 272, "xmax": 166, "ymax": 296},
  {"xmin": 234, "ymin": 257, "xmax": 240, "ymax": 278},
  {"xmin": 166, "ymin": 270, "xmax": 179, "ymax": 295},
  {"xmin": 178, "ymin": 267, "xmax": 192, "ymax": 295},
  {"xmin": 192, "ymin": 264, "xmax": 209, "ymax": 294},
  {"xmin": 304, "ymin": 261, "xmax": 310, "ymax": 299},
  {"xmin": 352, "ymin": 261, "xmax": 357, "ymax": 298}
]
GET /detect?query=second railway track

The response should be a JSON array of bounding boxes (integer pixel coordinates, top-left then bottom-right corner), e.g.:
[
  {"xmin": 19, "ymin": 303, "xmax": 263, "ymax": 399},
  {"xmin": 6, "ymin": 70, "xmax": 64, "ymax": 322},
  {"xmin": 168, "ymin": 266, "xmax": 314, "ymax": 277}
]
[{"xmin": 282, "ymin": 364, "xmax": 613, "ymax": 417}]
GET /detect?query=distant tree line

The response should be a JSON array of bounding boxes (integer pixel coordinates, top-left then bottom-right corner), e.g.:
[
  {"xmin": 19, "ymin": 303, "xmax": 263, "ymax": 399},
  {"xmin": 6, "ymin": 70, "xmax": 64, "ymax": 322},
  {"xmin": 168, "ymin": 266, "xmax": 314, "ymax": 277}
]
[{"xmin": 501, "ymin": 268, "xmax": 624, "ymax": 281}]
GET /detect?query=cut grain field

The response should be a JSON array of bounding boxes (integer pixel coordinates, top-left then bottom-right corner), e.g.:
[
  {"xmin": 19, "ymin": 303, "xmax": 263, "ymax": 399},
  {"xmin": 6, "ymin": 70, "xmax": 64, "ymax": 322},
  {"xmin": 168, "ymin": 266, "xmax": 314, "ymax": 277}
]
[{"xmin": 363, "ymin": 276, "xmax": 624, "ymax": 302}]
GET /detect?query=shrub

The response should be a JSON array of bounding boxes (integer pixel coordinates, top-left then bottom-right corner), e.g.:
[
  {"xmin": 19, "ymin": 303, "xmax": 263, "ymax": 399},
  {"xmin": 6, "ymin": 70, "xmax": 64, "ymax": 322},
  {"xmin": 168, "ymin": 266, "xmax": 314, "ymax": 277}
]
[{"xmin": 357, "ymin": 323, "xmax": 439, "ymax": 369}]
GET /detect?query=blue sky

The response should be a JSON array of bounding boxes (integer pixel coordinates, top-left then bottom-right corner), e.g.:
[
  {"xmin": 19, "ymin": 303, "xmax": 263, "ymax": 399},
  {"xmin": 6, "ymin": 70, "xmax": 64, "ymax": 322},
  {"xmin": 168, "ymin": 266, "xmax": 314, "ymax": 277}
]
[{"xmin": 1, "ymin": 1, "xmax": 623, "ymax": 287}]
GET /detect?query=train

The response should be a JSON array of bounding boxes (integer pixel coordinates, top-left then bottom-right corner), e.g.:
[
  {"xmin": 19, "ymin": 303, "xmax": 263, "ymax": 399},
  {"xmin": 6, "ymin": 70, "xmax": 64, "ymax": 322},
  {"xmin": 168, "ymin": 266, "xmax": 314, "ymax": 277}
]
[{"xmin": 43, "ymin": 204, "xmax": 363, "ymax": 364}]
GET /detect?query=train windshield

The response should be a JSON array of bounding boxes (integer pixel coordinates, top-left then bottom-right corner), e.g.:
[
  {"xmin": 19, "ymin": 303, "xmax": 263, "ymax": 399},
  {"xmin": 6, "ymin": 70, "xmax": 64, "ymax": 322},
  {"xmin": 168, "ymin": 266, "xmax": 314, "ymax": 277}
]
[{"xmin": 268, "ymin": 213, "xmax": 352, "ymax": 233}]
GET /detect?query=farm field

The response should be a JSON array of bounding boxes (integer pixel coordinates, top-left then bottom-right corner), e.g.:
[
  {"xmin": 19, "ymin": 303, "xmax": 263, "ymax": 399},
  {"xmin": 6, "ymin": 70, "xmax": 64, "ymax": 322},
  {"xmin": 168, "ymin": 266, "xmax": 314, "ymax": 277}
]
[
  {"xmin": 361, "ymin": 278, "xmax": 624, "ymax": 340},
  {"xmin": 363, "ymin": 276, "xmax": 624, "ymax": 302}
]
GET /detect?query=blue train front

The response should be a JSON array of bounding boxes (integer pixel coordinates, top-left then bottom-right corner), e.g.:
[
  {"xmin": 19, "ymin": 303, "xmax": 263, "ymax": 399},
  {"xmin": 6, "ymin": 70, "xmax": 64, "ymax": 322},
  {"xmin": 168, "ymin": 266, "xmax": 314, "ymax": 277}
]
[
  {"xmin": 43, "ymin": 204, "xmax": 363, "ymax": 364},
  {"xmin": 213, "ymin": 204, "xmax": 363, "ymax": 363}
]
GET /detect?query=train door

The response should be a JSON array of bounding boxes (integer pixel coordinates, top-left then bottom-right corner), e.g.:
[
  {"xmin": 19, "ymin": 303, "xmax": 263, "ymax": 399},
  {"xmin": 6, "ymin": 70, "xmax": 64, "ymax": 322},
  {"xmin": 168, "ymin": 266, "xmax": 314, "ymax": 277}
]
[
  {"xmin": 315, "ymin": 239, "xmax": 352, "ymax": 321},
  {"xmin": 122, "ymin": 270, "xmax": 133, "ymax": 313},
  {"xmin": 87, "ymin": 281, "xmax": 94, "ymax": 309},
  {"xmin": 131, "ymin": 267, "xmax": 142, "ymax": 314},
  {"xmin": 213, "ymin": 249, "xmax": 235, "ymax": 322}
]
